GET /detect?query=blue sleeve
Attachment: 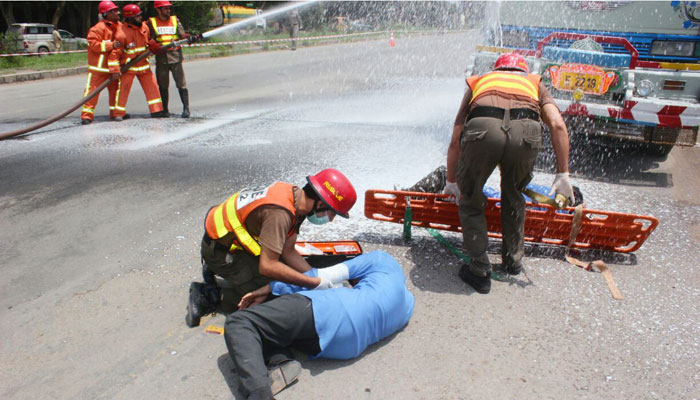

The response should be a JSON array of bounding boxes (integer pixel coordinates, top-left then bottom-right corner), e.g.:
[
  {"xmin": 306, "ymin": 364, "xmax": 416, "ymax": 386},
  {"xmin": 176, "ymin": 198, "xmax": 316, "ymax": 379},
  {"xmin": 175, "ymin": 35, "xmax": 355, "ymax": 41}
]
[
  {"xmin": 345, "ymin": 250, "xmax": 401, "ymax": 280},
  {"xmin": 270, "ymin": 269, "xmax": 319, "ymax": 295}
]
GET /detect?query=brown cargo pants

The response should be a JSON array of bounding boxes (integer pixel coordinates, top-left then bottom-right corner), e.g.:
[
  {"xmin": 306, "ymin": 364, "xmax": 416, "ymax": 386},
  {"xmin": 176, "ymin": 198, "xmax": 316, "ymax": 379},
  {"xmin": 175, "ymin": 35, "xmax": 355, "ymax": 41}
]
[{"xmin": 456, "ymin": 114, "xmax": 542, "ymax": 274}]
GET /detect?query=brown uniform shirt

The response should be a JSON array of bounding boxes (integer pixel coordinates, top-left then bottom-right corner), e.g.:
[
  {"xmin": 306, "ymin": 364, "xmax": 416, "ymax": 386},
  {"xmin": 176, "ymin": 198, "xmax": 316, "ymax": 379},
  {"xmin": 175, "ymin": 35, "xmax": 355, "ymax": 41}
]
[
  {"xmin": 216, "ymin": 186, "xmax": 303, "ymax": 255},
  {"xmin": 454, "ymin": 80, "xmax": 555, "ymax": 126}
]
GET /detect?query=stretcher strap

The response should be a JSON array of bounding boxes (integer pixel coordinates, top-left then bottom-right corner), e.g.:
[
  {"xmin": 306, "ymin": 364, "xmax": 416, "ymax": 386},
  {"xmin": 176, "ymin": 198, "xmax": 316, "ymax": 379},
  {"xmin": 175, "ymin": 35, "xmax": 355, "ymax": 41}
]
[
  {"xmin": 565, "ymin": 205, "xmax": 623, "ymax": 300},
  {"xmin": 426, "ymin": 228, "xmax": 505, "ymax": 281},
  {"xmin": 522, "ymin": 188, "xmax": 559, "ymax": 208}
]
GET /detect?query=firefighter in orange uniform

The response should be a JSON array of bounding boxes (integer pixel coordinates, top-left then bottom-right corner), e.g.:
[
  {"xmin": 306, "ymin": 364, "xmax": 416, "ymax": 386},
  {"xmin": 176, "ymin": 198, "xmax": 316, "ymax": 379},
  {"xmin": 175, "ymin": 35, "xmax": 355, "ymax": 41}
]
[
  {"xmin": 80, "ymin": 1, "xmax": 123, "ymax": 125},
  {"xmin": 113, "ymin": 4, "xmax": 166, "ymax": 120}
]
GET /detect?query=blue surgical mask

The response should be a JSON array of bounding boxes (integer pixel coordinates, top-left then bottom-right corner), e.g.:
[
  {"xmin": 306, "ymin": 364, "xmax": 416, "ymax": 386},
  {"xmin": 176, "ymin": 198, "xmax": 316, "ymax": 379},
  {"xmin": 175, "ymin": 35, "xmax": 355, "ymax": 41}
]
[{"xmin": 307, "ymin": 212, "xmax": 330, "ymax": 225}]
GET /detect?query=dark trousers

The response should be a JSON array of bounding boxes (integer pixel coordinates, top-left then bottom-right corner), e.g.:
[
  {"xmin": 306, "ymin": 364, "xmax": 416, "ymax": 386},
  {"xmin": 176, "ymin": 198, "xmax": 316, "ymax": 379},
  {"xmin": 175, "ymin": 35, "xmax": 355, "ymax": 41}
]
[
  {"xmin": 201, "ymin": 235, "xmax": 270, "ymax": 313},
  {"xmin": 224, "ymin": 294, "xmax": 320, "ymax": 398},
  {"xmin": 155, "ymin": 61, "xmax": 187, "ymax": 90},
  {"xmin": 456, "ymin": 115, "xmax": 542, "ymax": 273}
]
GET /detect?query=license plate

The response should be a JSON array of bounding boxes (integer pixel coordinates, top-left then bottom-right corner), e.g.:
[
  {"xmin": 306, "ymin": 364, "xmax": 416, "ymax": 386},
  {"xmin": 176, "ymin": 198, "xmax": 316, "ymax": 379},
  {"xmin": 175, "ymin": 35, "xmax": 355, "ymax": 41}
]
[{"xmin": 556, "ymin": 72, "xmax": 602, "ymax": 93}]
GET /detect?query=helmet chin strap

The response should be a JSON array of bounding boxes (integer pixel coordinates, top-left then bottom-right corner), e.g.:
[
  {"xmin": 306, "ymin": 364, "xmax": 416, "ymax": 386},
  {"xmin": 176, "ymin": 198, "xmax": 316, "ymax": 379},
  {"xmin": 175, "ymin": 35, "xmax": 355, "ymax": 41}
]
[
  {"xmin": 307, "ymin": 200, "xmax": 320, "ymax": 217},
  {"xmin": 307, "ymin": 200, "xmax": 330, "ymax": 217}
]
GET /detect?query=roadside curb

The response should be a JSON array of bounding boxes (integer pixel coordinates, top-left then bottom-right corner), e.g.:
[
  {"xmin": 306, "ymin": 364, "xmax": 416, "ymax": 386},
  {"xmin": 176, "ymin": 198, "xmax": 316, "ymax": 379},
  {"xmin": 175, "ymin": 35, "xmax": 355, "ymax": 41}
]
[
  {"xmin": 0, "ymin": 66, "xmax": 88, "ymax": 84},
  {"xmin": 0, "ymin": 43, "xmax": 325, "ymax": 84},
  {"xmin": 0, "ymin": 31, "xmax": 471, "ymax": 85}
]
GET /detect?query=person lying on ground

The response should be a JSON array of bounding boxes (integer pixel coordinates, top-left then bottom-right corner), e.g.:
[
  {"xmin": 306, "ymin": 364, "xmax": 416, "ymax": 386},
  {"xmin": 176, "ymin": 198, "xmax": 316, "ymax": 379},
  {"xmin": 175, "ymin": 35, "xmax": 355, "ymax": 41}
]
[{"xmin": 224, "ymin": 250, "xmax": 415, "ymax": 400}]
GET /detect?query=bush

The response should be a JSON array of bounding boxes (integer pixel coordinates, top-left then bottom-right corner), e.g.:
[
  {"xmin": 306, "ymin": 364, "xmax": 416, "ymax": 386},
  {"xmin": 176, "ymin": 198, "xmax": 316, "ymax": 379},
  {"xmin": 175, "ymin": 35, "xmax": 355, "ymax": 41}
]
[{"xmin": 0, "ymin": 32, "xmax": 20, "ymax": 54}]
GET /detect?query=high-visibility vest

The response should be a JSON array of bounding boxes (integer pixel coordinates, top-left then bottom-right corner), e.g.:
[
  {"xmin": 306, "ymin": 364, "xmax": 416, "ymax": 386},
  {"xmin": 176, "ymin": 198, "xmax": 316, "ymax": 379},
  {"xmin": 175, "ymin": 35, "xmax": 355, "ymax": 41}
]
[
  {"xmin": 467, "ymin": 71, "xmax": 541, "ymax": 104},
  {"xmin": 149, "ymin": 16, "xmax": 179, "ymax": 48},
  {"xmin": 205, "ymin": 182, "xmax": 297, "ymax": 255}
]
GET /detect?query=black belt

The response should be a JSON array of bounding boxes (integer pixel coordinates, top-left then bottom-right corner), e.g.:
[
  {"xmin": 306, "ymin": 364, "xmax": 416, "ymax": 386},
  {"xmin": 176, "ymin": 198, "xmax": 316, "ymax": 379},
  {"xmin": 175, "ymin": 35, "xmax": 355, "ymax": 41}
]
[{"xmin": 467, "ymin": 107, "xmax": 539, "ymax": 122}]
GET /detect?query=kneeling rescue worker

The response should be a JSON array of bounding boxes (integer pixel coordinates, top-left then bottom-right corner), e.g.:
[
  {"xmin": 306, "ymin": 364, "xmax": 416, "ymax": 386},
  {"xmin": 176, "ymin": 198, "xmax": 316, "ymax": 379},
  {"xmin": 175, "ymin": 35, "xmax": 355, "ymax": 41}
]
[
  {"xmin": 444, "ymin": 53, "xmax": 575, "ymax": 294},
  {"xmin": 186, "ymin": 169, "xmax": 357, "ymax": 327}
]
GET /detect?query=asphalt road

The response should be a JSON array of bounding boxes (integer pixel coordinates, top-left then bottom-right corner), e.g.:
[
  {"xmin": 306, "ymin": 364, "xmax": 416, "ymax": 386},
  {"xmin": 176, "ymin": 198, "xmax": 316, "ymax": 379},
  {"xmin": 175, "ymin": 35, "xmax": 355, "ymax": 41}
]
[{"xmin": 1, "ymin": 32, "xmax": 698, "ymax": 400}]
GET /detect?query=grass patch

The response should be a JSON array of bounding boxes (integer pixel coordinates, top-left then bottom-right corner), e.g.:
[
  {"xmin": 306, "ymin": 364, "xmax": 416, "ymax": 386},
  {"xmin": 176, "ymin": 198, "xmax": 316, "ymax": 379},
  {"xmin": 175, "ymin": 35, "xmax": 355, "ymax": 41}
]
[
  {"xmin": 0, "ymin": 28, "xmax": 436, "ymax": 75},
  {"xmin": 0, "ymin": 52, "xmax": 86, "ymax": 74}
]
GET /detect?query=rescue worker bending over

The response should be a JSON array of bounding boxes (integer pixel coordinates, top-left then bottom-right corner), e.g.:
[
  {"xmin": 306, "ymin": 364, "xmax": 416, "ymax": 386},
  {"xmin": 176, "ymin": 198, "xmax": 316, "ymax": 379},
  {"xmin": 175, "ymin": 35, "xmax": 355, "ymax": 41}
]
[
  {"xmin": 186, "ymin": 169, "xmax": 357, "ymax": 327},
  {"xmin": 149, "ymin": 0, "xmax": 199, "ymax": 118},
  {"xmin": 444, "ymin": 53, "xmax": 574, "ymax": 294},
  {"xmin": 113, "ymin": 4, "xmax": 167, "ymax": 120},
  {"xmin": 226, "ymin": 250, "xmax": 415, "ymax": 399},
  {"xmin": 80, "ymin": 1, "xmax": 122, "ymax": 125}
]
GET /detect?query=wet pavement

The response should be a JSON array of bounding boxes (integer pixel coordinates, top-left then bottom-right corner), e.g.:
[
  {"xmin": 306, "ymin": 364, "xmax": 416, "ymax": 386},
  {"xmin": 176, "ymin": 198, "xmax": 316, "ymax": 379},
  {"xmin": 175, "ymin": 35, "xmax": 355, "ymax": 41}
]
[{"xmin": 1, "ymin": 33, "xmax": 698, "ymax": 400}]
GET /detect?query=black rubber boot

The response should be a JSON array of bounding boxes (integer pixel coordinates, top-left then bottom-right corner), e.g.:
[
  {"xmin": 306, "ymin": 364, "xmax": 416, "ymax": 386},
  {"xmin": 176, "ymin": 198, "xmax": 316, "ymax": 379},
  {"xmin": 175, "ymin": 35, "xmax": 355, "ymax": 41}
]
[
  {"xmin": 458, "ymin": 264, "xmax": 491, "ymax": 294},
  {"xmin": 504, "ymin": 262, "xmax": 522, "ymax": 275},
  {"xmin": 179, "ymin": 88, "xmax": 190, "ymax": 118},
  {"xmin": 159, "ymin": 86, "xmax": 169, "ymax": 115},
  {"xmin": 150, "ymin": 110, "xmax": 169, "ymax": 118},
  {"xmin": 185, "ymin": 281, "xmax": 220, "ymax": 327}
]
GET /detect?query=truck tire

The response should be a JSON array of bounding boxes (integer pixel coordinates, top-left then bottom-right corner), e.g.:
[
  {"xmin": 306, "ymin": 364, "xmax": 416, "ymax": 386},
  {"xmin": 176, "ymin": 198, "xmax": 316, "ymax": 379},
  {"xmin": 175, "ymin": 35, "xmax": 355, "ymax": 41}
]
[{"xmin": 38, "ymin": 46, "xmax": 49, "ymax": 54}]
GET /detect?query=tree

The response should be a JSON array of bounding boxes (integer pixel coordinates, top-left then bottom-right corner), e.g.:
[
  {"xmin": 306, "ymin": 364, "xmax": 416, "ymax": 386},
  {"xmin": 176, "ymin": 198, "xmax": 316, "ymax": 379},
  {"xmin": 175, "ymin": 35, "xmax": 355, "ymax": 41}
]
[
  {"xmin": 51, "ymin": 1, "xmax": 66, "ymax": 27},
  {"xmin": 0, "ymin": 2, "xmax": 16, "ymax": 29}
]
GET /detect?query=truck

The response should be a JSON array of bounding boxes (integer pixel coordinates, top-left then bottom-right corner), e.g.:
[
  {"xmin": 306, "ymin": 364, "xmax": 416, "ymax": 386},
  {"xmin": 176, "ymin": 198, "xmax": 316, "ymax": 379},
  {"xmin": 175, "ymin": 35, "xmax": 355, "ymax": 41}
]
[
  {"xmin": 467, "ymin": 1, "xmax": 700, "ymax": 155},
  {"xmin": 209, "ymin": 4, "xmax": 266, "ymax": 30}
]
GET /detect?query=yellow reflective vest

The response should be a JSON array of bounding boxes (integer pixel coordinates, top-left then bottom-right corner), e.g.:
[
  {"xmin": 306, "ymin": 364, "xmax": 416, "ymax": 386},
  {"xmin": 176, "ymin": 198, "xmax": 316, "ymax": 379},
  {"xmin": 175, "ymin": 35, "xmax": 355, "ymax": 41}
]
[{"xmin": 205, "ymin": 182, "xmax": 297, "ymax": 255}]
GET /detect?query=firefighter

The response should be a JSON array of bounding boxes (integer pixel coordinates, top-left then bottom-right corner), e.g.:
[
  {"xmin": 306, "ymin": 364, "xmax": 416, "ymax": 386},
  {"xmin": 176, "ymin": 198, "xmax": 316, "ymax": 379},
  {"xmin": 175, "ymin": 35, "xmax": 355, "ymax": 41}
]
[
  {"xmin": 80, "ymin": 1, "xmax": 123, "ymax": 125},
  {"xmin": 148, "ymin": 0, "xmax": 197, "ymax": 118},
  {"xmin": 444, "ymin": 53, "xmax": 575, "ymax": 294},
  {"xmin": 186, "ymin": 169, "xmax": 357, "ymax": 328},
  {"xmin": 113, "ymin": 4, "xmax": 166, "ymax": 120}
]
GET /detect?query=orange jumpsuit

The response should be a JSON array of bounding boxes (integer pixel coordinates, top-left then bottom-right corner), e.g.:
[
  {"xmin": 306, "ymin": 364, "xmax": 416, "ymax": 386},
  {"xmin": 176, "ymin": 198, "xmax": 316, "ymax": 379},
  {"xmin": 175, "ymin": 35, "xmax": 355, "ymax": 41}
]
[
  {"xmin": 81, "ymin": 19, "xmax": 122, "ymax": 121},
  {"xmin": 114, "ymin": 22, "xmax": 163, "ymax": 117}
]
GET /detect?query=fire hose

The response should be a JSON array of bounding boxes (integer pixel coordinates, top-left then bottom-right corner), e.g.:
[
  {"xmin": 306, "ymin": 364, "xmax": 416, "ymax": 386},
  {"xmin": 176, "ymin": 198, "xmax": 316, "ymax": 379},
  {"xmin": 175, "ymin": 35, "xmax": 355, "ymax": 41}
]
[
  {"xmin": 0, "ymin": 0, "xmax": 317, "ymax": 141},
  {"xmin": 0, "ymin": 36, "xmax": 193, "ymax": 142},
  {"xmin": 0, "ymin": 42, "xmax": 170, "ymax": 141}
]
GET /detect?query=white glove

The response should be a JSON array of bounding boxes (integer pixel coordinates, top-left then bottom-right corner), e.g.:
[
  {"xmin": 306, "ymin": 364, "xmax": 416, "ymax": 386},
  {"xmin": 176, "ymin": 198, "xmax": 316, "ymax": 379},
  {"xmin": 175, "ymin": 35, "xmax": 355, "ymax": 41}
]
[
  {"xmin": 316, "ymin": 263, "xmax": 349, "ymax": 285},
  {"xmin": 443, "ymin": 181, "xmax": 460, "ymax": 205},
  {"xmin": 549, "ymin": 172, "xmax": 575, "ymax": 206},
  {"xmin": 313, "ymin": 276, "xmax": 333, "ymax": 290}
]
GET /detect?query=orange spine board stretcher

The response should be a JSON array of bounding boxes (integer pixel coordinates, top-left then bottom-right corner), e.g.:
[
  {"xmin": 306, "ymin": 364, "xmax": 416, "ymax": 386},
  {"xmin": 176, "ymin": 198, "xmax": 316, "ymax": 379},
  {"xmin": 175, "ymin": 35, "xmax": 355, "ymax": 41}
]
[
  {"xmin": 295, "ymin": 241, "xmax": 363, "ymax": 256},
  {"xmin": 295, "ymin": 241, "xmax": 363, "ymax": 268},
  {"xmin": 364, "ymin": 190, "xmax": 659, "ymax": 253}
]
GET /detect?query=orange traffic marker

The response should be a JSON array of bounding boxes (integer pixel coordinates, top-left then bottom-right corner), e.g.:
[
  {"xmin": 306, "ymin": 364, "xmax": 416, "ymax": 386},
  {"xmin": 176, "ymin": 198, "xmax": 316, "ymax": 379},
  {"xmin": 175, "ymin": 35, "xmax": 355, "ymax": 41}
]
[
  {"xmin": 364, "ymin": 190, "xmax": 658, "ymax": 253},
  {"xmin": 389, "ymin": 31, "xmax": 396, "ymax": 47}
]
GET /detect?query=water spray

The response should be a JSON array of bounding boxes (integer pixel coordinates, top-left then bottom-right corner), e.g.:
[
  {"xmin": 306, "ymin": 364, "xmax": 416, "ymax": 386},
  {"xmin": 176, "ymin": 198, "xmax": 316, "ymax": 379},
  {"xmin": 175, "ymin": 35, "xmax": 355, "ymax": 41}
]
[{"xmin": 0, "ymin": 0, "xmax": 319, "ymax": 141}]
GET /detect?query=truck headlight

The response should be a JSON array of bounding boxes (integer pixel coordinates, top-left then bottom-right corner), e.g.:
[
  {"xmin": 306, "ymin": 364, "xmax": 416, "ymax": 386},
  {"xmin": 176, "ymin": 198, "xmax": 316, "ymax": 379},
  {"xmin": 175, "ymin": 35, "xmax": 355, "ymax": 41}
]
[
  {"xmin": 636, "ymin": 80, "xmax": 654, "ymax": 97},
  {"xmin": 650, "ymin": 41, "xmax": 695, "ymax": 57}
]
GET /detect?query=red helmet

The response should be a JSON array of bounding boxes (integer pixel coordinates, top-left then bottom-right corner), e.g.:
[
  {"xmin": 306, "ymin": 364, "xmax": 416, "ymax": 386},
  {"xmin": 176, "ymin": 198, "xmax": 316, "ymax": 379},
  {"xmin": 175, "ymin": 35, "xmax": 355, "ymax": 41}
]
[
  {"xmin": 306, "ymin": 169, "xmax": 357, "ymax": 218},
  {"xmin": 98, "ymin": 0, "xmax": 119, "ymax": 14},
  {"xmin": 154, "ymin": 0, "xmax": 173, "ymax": 8},
  {"xmin": 494, "ymin": 52, "xmax": 530, "ymax": 73},
  {"xmin": 122, "ymin": 4, "xmax": 142, "ymax": 18}
]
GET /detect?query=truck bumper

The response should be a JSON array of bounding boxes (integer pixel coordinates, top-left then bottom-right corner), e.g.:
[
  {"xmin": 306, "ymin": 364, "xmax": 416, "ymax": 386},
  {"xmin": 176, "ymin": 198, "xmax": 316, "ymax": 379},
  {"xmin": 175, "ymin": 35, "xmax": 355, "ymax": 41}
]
[
  {"xmin": 555, "ymin": 97, "xmax": 700, "ymax": 129},
  {"xmin": 555, "ymin": 97, "xmax": 699, "ymax": 146}
]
